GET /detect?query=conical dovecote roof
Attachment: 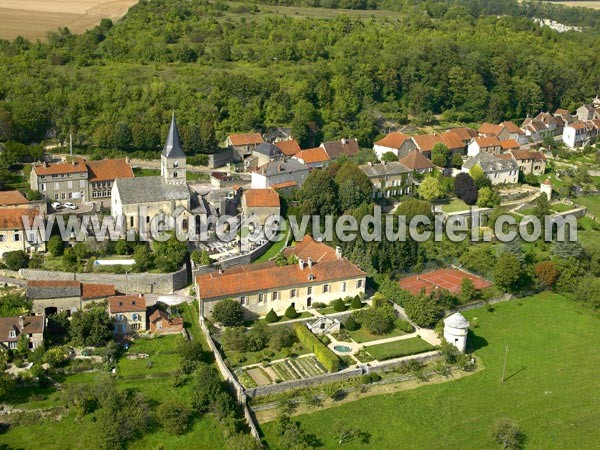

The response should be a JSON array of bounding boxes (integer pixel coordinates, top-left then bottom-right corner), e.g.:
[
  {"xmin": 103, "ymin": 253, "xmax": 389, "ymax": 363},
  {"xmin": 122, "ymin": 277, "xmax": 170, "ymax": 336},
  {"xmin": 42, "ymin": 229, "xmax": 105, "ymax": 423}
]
[{"xmin": 162, "ymin": 113, "xmax": 186, "ymax": 158}]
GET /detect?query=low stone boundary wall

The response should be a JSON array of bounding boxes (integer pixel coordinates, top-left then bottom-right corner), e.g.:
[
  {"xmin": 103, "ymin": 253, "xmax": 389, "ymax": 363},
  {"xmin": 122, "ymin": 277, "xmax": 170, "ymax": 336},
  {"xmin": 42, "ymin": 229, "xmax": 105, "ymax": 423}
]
[{"xmin": 12, "ymin": 265, "xmax": 188, "ymax": 294}]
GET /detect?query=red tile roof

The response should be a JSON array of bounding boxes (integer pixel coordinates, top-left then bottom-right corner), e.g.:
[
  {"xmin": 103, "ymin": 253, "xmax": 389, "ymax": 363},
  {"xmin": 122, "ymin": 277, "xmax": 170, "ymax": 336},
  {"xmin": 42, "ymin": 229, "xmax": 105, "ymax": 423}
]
[
  {"xmin": 244, "ymin": 189, "xmax": 280, "ymax": 208},
  {"xmin": 81, "ymin": 283, "xmax": 116, "ymax": 300},
  {"xmin": 149, "ymin": 309, "xmax": 183, "ymax": 325},
  {"xmin": 86, "ymin": 158, "xmax": 133, "ymax": 182},
  {"xmin": 399, "ymin": 151, "xmax": 434, "ymax": 170},
  {"xmin": 500, "ymin": 139, "xmax": 520, "ymax": 150},
  {"xmin": 27, "ymin": 280, "xmax": 80, "ymax": 289},
  {"xmin": 294, "ymin": 147, "xmax": 330, "ymax": 164},
  {"xmin": 478, "ymin": 123, "xmax": 504, "ymax": 136},
  {"xmin": 509, "ymin": 149, "xmax": 546, "ymax": 161},
  {"xmin": 440, "ymin": 131, "xmax": 465, "ymax": 150},
  {"xmin": 412, "ymin": 134, "xmax": 441, "ymax": 152},
  {"xmin": 321, "ymin": 139, "xmax": 359, "ymax": 158},
  {"xmin": 109, "ymin": 295, "xmax": 146, "ymax": 313},
  {"xmin": 0, "ymin": 208, "xmax": 40, "ymax": 230},
  {"xmin": 0, "ymin": 191, "xmax": 30, "ymax": 206},
  {"xmin": 570, "ymin": 122, "xmax": 587, "ymax": 130},
  {"xmin": 196, "ymin": 236, "xmax": 365, "ymax": 300},
  {"xmin": 274, "ymin": 139, "xmax": 302, "ymax": 156},
  {"xmin": 399, "ymin": 268, "xmax": 492, "ymax": 296},
  {"xmin": 449, "ymin": 127, "xmax": 478, "ymax": 143},
  {"xmin": 374, "ymin": 132, "xmax": 411, "ymax": 149},
  {"xmin": 500, "ymin": 121, "xmax": 524, "ymax": 135},
  {"xmin": 270, "ymin": 181, "xmax": 297, "ymax": 189},
  {"xmin": 474, "ymin": 136, "xmax": 501, "ymax": 148},
  {"xmin": 228, "ymin": 133, "xmax": 264, "ymax": 146},
  {"xmin": 33, "ymin": 160, "xmax": 87, "ymax": 176}
]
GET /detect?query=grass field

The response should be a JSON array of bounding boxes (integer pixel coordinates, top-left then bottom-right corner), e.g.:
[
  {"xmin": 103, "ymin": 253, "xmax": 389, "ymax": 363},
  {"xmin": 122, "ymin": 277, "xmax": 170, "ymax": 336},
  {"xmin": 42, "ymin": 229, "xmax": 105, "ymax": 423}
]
[
  {"xmin": 0, "ymin": 0, "xmax": 138, "ymax": 41},
  {"xmin": 436, "ymin": 198, "xmax": 470, "ymax": 213},
  {"xmin": 575, "ymin": 195, "xmax": 600, "ymax": 217},
  {"xmin": 347, "ymin": 323, "xmax": 409, "ymax": 344},
  {"xmin": 365, "ymin": 337, "xmax": 434, "ymax": 360},
  {"xmin": 261, "ymin": 294, "xmax": 600, "ymax": 449}
]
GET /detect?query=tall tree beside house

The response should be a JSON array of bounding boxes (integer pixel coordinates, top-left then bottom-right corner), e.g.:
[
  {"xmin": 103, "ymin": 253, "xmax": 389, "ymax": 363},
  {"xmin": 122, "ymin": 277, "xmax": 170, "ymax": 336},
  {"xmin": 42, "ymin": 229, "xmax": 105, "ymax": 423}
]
[
  {"xmin": 334, "ymin": 162, "xmax": 373, "ymax": 212},
  {"xmin": 469, "ymin": 165, "xmax": 491, "ymax": 189},
  {"xmin": 431, "ymin": 143, "xmax": 450, "ymax": 167},
  {"xmin": 381, "ymin": 151, "xmax": 398, "ymax": 163},
  {"xmin": 69, "ymin": 306, "xmax": 113, "ymax": 347},
  {"xmin": 454, "ymin": 173, "xmax": 478, "ymax": 205},
  {"xmin": 476, "ymin": 186, "xmax": 500, "ymax": 208},
  {"xmin": 299, "ymin": 169, "xmax": 339, "ymax": 216},
  {"xmin": 212, "ymin": 299, "xmax": 244, "ymax": 327}
]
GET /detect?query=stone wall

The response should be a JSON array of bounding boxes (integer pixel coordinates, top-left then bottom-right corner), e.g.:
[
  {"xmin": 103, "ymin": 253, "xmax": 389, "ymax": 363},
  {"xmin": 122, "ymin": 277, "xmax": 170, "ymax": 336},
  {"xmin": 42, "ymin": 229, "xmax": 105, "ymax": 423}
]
[{"xmin": 16, "ymin": 264, "xmax": 188, "ymax": 294}]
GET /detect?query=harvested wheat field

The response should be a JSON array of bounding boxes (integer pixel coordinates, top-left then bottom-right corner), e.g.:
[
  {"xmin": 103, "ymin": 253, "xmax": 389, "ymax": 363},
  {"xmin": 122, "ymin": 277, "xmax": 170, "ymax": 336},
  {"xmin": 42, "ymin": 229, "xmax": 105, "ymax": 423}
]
[{"xmin": 0, "ymin": 0, "xmax": 138, "ymax": 41}]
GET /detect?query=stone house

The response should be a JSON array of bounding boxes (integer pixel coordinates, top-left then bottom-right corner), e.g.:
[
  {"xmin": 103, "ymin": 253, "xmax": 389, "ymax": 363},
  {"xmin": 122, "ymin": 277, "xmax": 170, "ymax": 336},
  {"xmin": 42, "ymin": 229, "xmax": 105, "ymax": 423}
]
[
  {"xmin": 562, "ymin": 122, "xmax": 590, "ymax": 148},
  {"xmin": 478, "ymin": 122, "xmax": 511, "ymax": 141},
  {"xmin": 462, "ymin": 153, "xmax": 519, "ymax": 185},
  {"xmin": 0, "ymin": 315, "xmax": 45, "ymax": 351},
  {"xmin": 292, "ymin": 147, "xmax": 331, "ymax": 169},
  {"xmin": 225, "ymin": 133, "xmax": 265, "ymax": 163},
  {"xmin": 30, "ymin": 159, "xmax": 88, "ymax": 203},
  {"xmin": 0, "ymin": 208, "xmax": 45, "ymax": 258},
  {"xmin": 274, "ymin": 139, "xmax": 302, "ymax": 157},
  {"xmin": 503, "ymin": 149, "xmax": 547, "ymax": 176},
  {"xmin": 27, "ymin": 280, "xmax": 116, "ymax": 315},
  {"xmin": 359, "ymin": 161, "xmax": 412, "ymax": 198},
  {"xmin": 109, "ymin": 294, "xmax": 147, "ymax": 335},
  {"xmin": 250, "ymin": 158, "xmax": 309, "ymax": 190},
  {"xmin": 241, "ymin": 188, "xmax": 281, "ymax": 226},
  {"xmin": 499, "ymin": 121, "xmax": 528, "ymax": 144},
  {"xmin": 0, "ymin": 191, "xmax": 30, "ymax": 209},
  {"xmin": 196, "ymin": 236, "xmax": 366, "ymax": 319},
  {"xmin": 399, "ymin": 150, "xmax": 434, "ymax": 174},
  {"xmin": 85, "ymin": 158, "xmax": 134, "ymax": 208},
  {"xmin": 248, "ymin": 143, "xmax": 284, "ymax": 170},
  {"xmin": 373, "ymin": 132, "xmax": 412, "ymax": 160},
  {"xmin": 467, "ymin": 136, "xmax": 502, "ymax": 157},
  {"xmin": 149, "ymin": 309, "xmax": 183, "ymax": 335}
]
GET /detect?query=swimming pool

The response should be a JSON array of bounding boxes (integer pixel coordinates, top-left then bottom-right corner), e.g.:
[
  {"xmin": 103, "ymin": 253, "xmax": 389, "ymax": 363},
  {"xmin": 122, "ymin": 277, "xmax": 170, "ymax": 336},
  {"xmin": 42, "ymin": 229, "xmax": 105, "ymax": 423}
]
[{"xmin": 333, "ymin": 345, "xmax": 352, "ymax": 353}]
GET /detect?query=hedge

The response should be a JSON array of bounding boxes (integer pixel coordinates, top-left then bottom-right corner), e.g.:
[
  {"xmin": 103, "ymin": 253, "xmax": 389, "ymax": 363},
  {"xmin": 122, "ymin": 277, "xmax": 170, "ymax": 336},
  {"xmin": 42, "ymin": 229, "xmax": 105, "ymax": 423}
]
[{"xmin": 293, "ymin": 323, "xmax": 340, "ymax": 372}]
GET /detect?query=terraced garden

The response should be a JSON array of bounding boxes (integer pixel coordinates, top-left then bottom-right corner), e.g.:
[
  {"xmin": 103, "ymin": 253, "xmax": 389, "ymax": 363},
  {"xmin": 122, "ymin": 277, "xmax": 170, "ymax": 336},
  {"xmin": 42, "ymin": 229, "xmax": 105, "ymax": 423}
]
[{"xmin": 240, "ymin": 355, "xmax": 327, "ymax": 387}]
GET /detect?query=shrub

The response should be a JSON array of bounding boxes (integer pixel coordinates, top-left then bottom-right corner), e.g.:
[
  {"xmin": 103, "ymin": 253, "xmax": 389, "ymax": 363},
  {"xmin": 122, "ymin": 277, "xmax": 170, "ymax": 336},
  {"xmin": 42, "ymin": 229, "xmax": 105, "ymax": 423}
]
[
  {"xmin": 394, "ymin": 318, "xmax": 414, "ymax": 333},
  {"xmin": 332, "ymin": 298, "xmax": 346, "ymax": 312},
  {"xmin": 354, "ymin": 307, "xmax": 395, "ymax": 335},
  {"xmin": 361, "ymin": 374, "xmax": 371, "ymax": 384},
  {"xmin": 285, "ymin": 305, "xmax": 299, "ymax": 319},
  {"xmin": 265, "ymin": 309, "xmax": 279, "ymax": 323},
  {"xmin": 293, "ymin": 323, "xmax": 340, "ymax": 372},
  {"xmin": 3, "ymin": 250, "xmax": 28, "ymax": 271},
  {"xmin": 361, "ymin": 373, "xmax": 382, "ymax": 384},
  {"xmin": 312, "ymin": 302, "xmax": 327, "ymax": 309},
  {"xmin": 350, "ymin": 295, "xmax": 363, "ymax": 309},
  {"xmin": 344, "ymin": 315, "xmax": 359, "ymax": 331}
]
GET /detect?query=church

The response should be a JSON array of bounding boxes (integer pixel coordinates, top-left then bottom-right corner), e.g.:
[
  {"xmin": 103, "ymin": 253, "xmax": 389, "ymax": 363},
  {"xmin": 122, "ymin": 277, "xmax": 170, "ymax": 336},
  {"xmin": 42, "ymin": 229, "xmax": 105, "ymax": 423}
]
[{"xmin": 112, "ymin": 114, "xmax": 209, "ymax": 237}]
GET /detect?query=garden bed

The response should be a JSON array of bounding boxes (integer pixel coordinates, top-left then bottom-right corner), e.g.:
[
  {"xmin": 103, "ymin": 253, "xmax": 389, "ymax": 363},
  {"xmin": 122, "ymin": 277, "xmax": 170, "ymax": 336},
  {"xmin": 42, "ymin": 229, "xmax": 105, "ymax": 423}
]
[{"xmin": 365, "ymin": 338, "xmax": 435, "ymax": 361}]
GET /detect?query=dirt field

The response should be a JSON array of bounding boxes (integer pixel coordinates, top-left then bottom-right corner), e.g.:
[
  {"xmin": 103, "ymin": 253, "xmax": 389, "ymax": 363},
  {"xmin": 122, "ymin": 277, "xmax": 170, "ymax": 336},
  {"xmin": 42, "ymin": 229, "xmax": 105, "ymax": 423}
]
[
  {"xmin": 0, "ymin": 0, "xmax": 139, "ymax": 41},
  {"xmin": 551, "ymin": 1, "xmax": 600, "ymax": 9}
]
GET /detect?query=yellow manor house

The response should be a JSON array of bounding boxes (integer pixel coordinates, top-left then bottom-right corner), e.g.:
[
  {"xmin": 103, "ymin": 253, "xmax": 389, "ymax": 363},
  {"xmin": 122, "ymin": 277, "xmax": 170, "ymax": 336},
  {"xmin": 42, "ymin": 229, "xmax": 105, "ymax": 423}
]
[{"xmin": 195, "ymin": 236, "xmax": 366, "ymax": 319}]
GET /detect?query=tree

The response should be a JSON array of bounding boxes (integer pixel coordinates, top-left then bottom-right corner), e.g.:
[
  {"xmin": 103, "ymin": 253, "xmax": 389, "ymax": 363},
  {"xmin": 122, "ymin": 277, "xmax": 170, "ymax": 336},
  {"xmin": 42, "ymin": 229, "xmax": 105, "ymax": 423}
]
[
  {"xmin": 246, "ymin": 322, "xmax": 270, "ymax": 352},
  {"xmin": 460, "ymin": 277, "xmax": 477, "ymax": 303},
  {"xmin": 334, "ymin": 162, "xmax": 373, "ymax": 212},
  {"xmin": 353, "ymin": 306, "xmax": 395, "ymax": 334},
  {"xmin": 156, "ymin": 400, "xmax": 193, "ymax": 435},
  {"xmin": 73, "ymin": 242, "xmax": 90, "ymax": 260},
  {"xmin": 298, "ymin": 169, "xmax": 338, "ymax": 216},
  {"xmin": 493, "ymin": 253, "xmax": 522, "ymax": 292},
  {"xmin": 133, "ymin": 244, "xmax": 153, "ymax": 271},
  {"xmin": 491, "ymin": 419, "xmax": 525, "ymax": 450},
  {"xmin": 285, "ymin": 304, "xmax": 299, "ymax": 319},
  {"xmin": 451, "ymin": 153, "xmax": 463, "ymax": 168},
  {"xmin": 332, "ymin": 298, "xmax": 346, "ymax": 312},
  {"xmin": 191, "ymin": 362, "xmax": 223, "ymax": 413},
  {"xmin": 3, "ymin": 250, "xmax": 28, "ymax": 271},
  {"xmin": 69, "ymin": 306, "xmax": 113, "ymax": 347},
  {"xmin": 152, "ymin": 235, "xmax": 188, "ymax": 272},
  {"xmin": 454, "ymin": 172, "xmax": 478, "ymax": 205},
  {"xmin": 270, "ymin": 325, "xmax": 297, "ymax": 351},
  {"xmin": 532, "ymin": 194, "xmax": 551, "ymax": 219},
  {"xmin": 551, "ymin": 240, "xmax": 583, "ymax": 260},
  {"xmin": 344, "ymin": 315, "xmax": 359, "ymax": 331},
  {"xmin": 573, "ymin": 277, "xmax": 600, "ymax": 310},
  {"xmin": 534, "ymin": 261, "xmax": 559, "ymax": 290},
  {"xmin": 350, "ymin": 295, "xmax": 363, "ymax": 309},
  {"xmin": 477, "ymin": 187, "xmax": 500, "ymax": 208},
  {"xmin": 381, "ymin": 151, "xmax": 398, "ymax": 162},
  {"xmin": 418, "ymin": 176, "xmax": 442, "ymax": 201},
  {"xmin": 47, "ymin": 235, "xmax": 65, "ymax": 256},
  {"xmin": 265, "ymin": 309, "xmax": 279, "ymax": 323},
  {"xmin": 431, "ymin": 143, "xmax": 449, "ymax": 167},
  {"xmin": 470, "ymin": 164, "xmax": 491, "ymax": 189},
  {"xmin": 402, "ymin": 294, "xmax": 443, "ymax": 328},
  {"xmin": 395, "ymin": 197, "xmax": 434, "ymax": 222},
  {"xmin": 212, "ymin": 299, "xmax": 244, "ymax": 327}
]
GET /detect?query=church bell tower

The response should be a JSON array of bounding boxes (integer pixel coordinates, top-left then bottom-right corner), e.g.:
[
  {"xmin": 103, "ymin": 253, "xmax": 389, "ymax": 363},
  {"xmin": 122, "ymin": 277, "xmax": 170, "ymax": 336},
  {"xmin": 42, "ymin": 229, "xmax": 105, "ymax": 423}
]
[{"xmin": 161, "ymin": 113, "xmax": 187, "ymax": 185}]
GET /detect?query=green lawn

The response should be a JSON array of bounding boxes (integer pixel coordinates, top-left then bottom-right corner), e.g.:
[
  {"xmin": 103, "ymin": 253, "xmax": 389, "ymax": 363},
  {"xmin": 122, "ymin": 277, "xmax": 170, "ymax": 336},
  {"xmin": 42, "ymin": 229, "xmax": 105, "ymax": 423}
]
[
  {"xmin": 550, "ymin": 203, "xmax": 574, "ymax": 213},
  {"xmin": 117, "ymin": 334, "xmax": 182, "ymax": 377},
  {"xmin": 253, "ymin": 233, "xmax": 288, "ymax": 263},
  {"xmin": 133, "ymin": 167, "xmax": 161, "ymax": 177},
  {"xmin": 436, "ymin": 198, "xmax": 470, "ymax": 213},
  {"xmin": 575, "ymin": 195, "xmax": 600, "ymax": 217},
  {"xmin": 365, "ymin": 337, "xmax": 434, "ymax": 360},
  {"xmin": 348, "ymin": 324, "xmax": 409, "ymax": 344},
  {"xmin": 261, "ymin": 294, "xmax": 600, "ymax": 449}
]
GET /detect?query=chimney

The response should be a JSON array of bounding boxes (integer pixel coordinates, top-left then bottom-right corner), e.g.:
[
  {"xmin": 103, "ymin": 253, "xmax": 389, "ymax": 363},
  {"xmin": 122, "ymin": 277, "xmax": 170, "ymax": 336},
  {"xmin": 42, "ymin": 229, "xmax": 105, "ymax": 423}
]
[
  {"xmin": 43, "ymin": 161, "xmax": 48, "ymax": 168},
  {"xmin": 335, "ymin": 246, "xmax": 342, "ymax": 259},
  {"xmin": 307, "ymin": 257, "xmax": 313, "ymax": 268},
  {"xmin": 19, "ymin": 315, "xmax": 24, "ymax": 330},
  {"xmin": 298, "ymin": 258, "xmax": 305, "ymax": 270}
]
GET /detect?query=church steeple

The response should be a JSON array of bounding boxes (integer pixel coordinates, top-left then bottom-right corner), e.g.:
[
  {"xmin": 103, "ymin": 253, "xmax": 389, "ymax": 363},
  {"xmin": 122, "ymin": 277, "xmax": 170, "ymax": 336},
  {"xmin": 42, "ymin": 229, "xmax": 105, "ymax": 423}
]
[{"xmin": 161, "ymin": 113, "xmax": 187, "ymax": 185}]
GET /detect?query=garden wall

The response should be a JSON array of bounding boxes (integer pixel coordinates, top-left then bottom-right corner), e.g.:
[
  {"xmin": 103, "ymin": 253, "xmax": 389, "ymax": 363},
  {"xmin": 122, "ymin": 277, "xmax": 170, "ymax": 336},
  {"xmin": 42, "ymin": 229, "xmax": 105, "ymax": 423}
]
[{"xmin": 15, "ymin": 265, "xmax": 188, "ymax": 294}]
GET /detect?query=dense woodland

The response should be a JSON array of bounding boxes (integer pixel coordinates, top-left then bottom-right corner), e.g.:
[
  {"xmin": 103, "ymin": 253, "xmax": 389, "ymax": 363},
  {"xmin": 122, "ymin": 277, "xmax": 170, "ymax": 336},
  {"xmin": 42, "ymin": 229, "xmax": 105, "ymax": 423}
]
[{"xmin": 1, "ymin": 0, "xmax": 600, "ymax": 154}]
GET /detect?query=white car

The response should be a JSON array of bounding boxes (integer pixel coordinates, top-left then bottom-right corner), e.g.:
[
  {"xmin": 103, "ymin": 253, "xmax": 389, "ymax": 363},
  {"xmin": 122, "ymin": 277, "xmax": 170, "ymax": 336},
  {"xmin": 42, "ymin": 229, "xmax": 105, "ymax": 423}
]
[
  {"xmin": 51, "ymin": 202, "xmax": 63, "ymax": 210},
  {"xmin": 63, "ymin": 202, "xmax": 78, "ymax": 210}
]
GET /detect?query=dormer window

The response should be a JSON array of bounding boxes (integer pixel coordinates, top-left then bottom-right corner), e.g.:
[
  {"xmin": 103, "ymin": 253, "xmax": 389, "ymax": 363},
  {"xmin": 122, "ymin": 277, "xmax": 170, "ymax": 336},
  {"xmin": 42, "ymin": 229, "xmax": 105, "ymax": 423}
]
[{"xmin": 9, "ymin": 330, "xmax": 16, "ymax": 338}]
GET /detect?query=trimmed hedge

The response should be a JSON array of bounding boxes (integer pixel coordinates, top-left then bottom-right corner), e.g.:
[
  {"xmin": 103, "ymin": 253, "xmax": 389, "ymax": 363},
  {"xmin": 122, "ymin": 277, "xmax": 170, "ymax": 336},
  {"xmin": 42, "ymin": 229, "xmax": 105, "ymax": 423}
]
[
  {"xmin": 293, "ymin": 323, "xmax": 340, "ymax": 372},
  {"xmin": 265, "ymin": 309, "xmax": 279, "ymax": 323},
  {"xmin": 285, "ymin": 305, "xmax": 299, "ymax": 319}
]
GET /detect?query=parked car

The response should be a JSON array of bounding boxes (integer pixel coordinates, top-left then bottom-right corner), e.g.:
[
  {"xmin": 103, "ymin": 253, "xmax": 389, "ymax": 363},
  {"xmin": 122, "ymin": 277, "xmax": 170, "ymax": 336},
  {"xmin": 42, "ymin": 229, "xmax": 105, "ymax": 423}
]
[
  {"xmin": 63, "ymin": 202, "xmax": 78, "ymax": 210},
  {"xmin": 51, "ymin": 202, "xmax": 63, "ymax": 210}
]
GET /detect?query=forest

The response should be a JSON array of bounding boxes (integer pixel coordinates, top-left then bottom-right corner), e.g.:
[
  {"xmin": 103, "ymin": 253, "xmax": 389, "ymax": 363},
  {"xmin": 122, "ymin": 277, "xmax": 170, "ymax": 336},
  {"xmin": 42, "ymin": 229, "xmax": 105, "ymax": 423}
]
[{"xmin": 1, "ymin": 0, "xmax": 600, "ymax": 154}]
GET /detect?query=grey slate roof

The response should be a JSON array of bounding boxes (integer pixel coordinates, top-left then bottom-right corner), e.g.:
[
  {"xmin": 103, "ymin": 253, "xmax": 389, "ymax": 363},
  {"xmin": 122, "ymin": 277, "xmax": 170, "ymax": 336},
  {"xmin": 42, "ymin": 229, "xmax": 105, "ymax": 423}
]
[
  {"xmin": 26, "ymin": 281, "xmax": 81, "ymax": 300},
  {"xmin": 462, "ymin": 153, "xmax": 518, "ymax": 173},
  {"xmin": 255, "ymin": 158, "xmax": 308, "ymax": 177},
  {"xmin": 359, "ymin": 161, "xmax": 411, "ymax": 178},
  {"xmin": 254, "ymin": 143, "xmax": 283, "ymax": 158},
  {"xmin": 162, "ymin": 114, "xmax": 186, "ymax": 159},
  {"xmin": 114, "ymin": 176, "xmax": 190, "ymax": 205}
]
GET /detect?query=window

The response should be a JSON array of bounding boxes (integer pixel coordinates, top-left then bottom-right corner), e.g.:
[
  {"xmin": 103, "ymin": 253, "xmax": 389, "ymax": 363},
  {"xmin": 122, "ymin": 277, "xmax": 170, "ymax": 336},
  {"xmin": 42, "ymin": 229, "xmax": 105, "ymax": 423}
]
[
  {"xmin": 132, "ymin": 323, "xmax": 140, "ymax": 330},
  {"xmin": 357, "ymin": 279, "xmax": 363, "ymax": 289},
  {"xmin": 130, "ymin": 216, "xmax": 134, "ymax": 227},
  {"xmin": 307, "ymin": 286, "xmax": 312, "ymax": 295},
  {"xmin": 290, "ymin": 289, "xmax": 297, "ymax": 298},
  {"xmin": 61, "ymin": 193, "xmax": 66, "ymax": 200},
  {"xmin": 272, "ymin": 291, "xmax": 279, "ymax": 301},
  {"xmin": 40, "ymin": 183, "xmax": 46, "ymax": 191},
  {"xmin": 8, "ymin": 342, "xmax": 16, "ymax": 349},
  {"xmin": 0, "ymin": 235, "xmax": 3, "ymax": 242},
  {"xmin": 68, "ymin": 193, "xmax": 72, "ymax": 199},
  {"xmin": 54, "ymin": 182, "xmax": 59, "ymax": 190},
  {"xmin": 132, "ymin": 313, "xmax": 139, "ymax": 321},
  {"xmin": 173, "ymin": 171, "xmax": 178, "ymax": 178},
  {"xmin": 9, "ymin": 330, "xmax": 16, "ymax": 338},
  {"xmin": 28, "ymin": 233, "xmax": 36, "ymax": 243},
  {"xmin": 240, "ymin": 296, "xmax": 247, "ymax": 305},
  {"xmin": 54, "ymin": 193, "xmax": 59, "ymax": 200},
  {"xmin": 258, "ymin": 293, "xmax": 264, "ymax": 303},
  {"xmin": 79, "ymin": 180, "xmax": 85, "ymax": 188},
  {"xmin": 173, "ymin": 160, "xmax": 179, "ymax": 168},
  {"xmin": 67, "ymin": 180, "xmax": 73, "ymax": 189},
  {"xmin": 14, "ymin": 233, "xmax": 20, "ymax": 242},
  {"xmin": 323, "ymin": 284, "xmax": 330, "ymax": 293}
]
